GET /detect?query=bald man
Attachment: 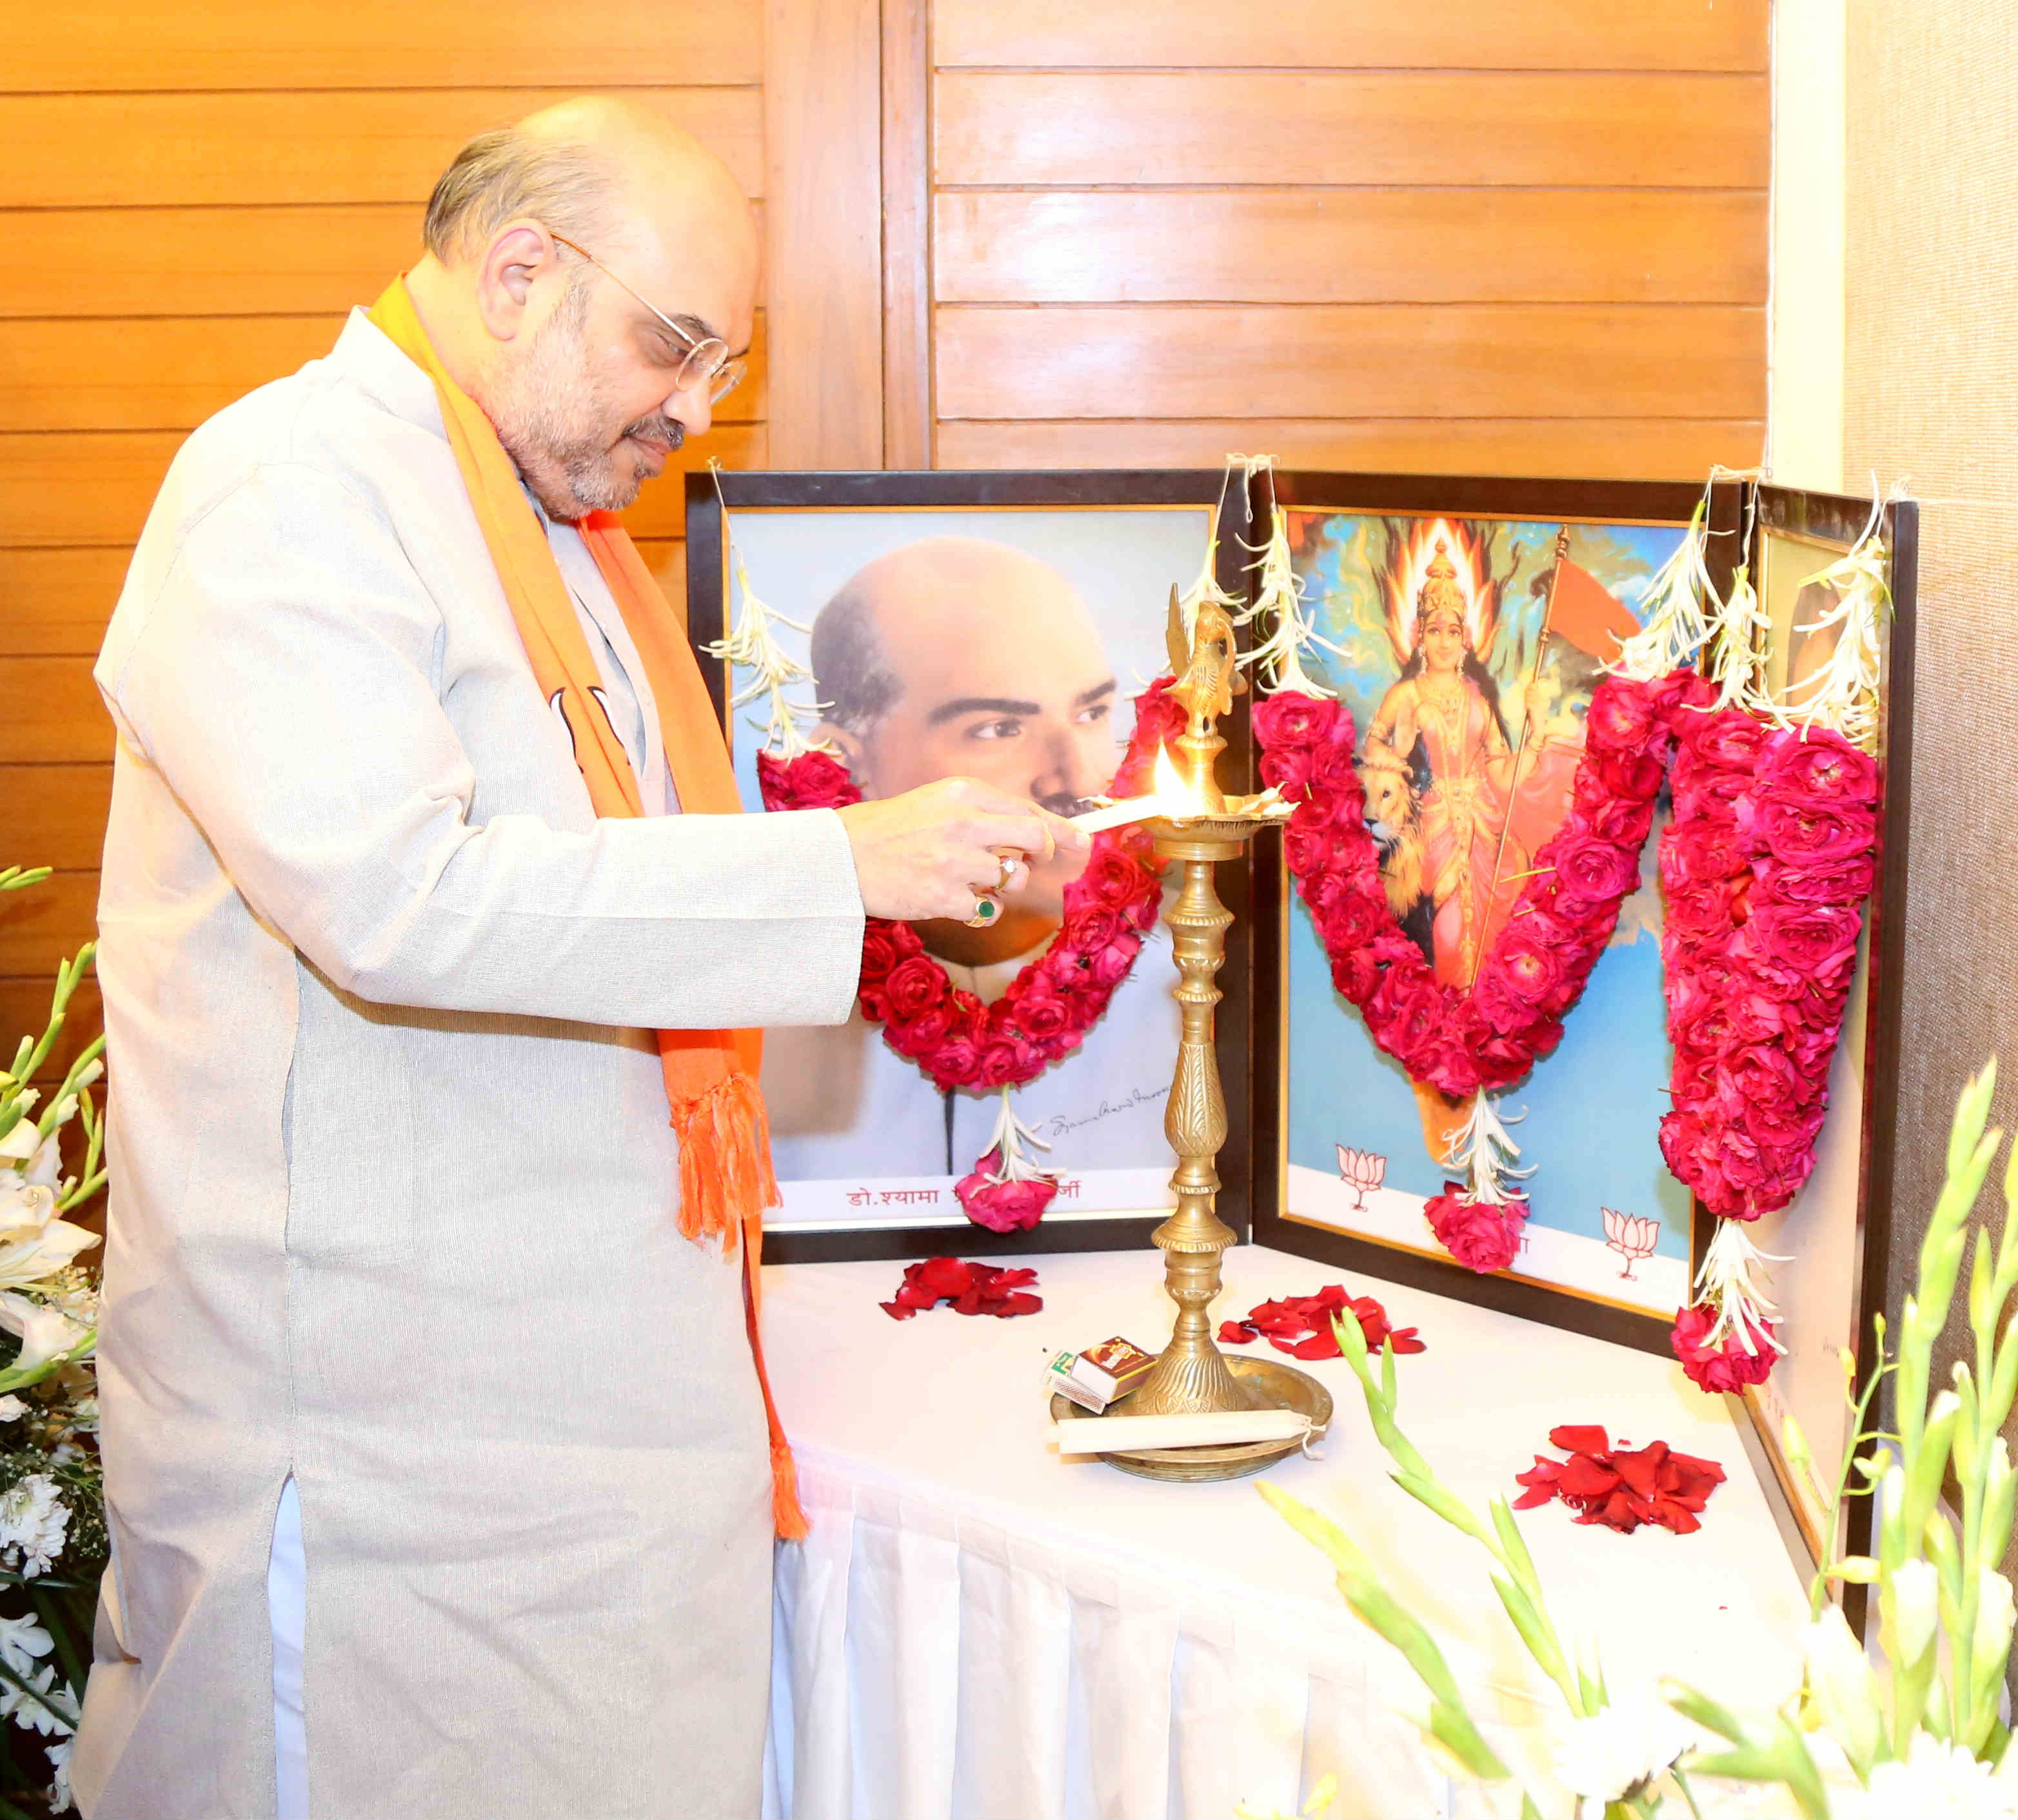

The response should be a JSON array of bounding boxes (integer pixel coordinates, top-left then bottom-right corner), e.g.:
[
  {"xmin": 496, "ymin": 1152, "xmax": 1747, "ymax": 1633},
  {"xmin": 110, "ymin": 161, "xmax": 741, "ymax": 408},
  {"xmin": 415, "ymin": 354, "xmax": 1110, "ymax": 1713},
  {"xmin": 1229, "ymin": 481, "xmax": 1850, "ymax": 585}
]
[
  {"xmin": 763, "ymin": 537, "xmax": 1181, "ymax": 1187},
  {"xmin": 74, "ymin": 102, "xmax": 1077, "ymax": 1820}
]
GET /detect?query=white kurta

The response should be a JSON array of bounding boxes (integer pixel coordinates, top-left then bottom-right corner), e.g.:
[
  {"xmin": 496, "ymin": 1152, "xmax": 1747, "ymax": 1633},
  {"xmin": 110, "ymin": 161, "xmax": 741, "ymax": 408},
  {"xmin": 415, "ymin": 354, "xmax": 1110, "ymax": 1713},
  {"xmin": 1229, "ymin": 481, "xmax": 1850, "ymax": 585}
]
[{"xmin": 72, "ymin": 310, "xmax": 866, "ymax": 1820}]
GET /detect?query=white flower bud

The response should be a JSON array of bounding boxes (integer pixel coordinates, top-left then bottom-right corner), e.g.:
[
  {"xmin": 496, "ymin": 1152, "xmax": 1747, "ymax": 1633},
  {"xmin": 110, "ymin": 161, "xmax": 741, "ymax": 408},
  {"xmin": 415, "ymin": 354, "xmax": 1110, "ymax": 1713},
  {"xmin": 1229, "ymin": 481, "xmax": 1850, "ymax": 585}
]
[
  {"xmin": 1890, "ymin": 1558, "xmax": 1941, "ymax": 1665},
  {"xmin": 1972, "ymin": 1569, "xmax": 2015, "ymax": 1692},
  {"xmin": 1803, "ymin": 1605, "xmax": 1884, "ymax": 1776}
]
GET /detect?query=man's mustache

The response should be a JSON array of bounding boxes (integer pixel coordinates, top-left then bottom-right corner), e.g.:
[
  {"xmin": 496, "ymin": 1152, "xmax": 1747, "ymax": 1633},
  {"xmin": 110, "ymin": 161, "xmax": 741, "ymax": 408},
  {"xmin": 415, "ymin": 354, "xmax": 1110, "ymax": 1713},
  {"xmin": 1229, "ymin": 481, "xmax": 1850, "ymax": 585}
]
[{"xmin": 621, "ymin": 415, "xmax": 686, "ymax": 451}]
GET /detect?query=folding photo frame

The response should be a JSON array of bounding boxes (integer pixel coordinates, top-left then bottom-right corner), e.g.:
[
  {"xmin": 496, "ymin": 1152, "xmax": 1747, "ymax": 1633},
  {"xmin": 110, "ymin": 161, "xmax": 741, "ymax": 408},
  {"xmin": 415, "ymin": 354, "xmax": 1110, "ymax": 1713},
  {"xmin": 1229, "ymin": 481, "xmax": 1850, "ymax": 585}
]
[{"xmin": 687, "ymin": 466, "xmax": 1917, "ymax": 1614}]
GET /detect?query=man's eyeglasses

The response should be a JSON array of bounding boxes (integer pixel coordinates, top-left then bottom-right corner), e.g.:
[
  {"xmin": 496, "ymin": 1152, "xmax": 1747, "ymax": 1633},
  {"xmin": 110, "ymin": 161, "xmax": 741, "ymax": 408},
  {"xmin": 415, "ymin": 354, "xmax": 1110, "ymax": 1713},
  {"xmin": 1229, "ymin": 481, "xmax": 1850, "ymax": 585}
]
[{"xmin": 550, "ymin": 232, "xmax": 747, "ymax": 406}]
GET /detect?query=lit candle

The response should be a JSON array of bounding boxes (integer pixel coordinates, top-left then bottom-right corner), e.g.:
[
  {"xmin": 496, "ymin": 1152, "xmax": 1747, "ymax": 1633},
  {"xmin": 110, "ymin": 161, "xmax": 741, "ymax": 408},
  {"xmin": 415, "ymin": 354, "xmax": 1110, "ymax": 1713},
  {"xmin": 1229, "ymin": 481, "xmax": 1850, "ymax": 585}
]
[{"xmin": 1069, "ymin": 795, "xmax": 1171, "ymax": 834}]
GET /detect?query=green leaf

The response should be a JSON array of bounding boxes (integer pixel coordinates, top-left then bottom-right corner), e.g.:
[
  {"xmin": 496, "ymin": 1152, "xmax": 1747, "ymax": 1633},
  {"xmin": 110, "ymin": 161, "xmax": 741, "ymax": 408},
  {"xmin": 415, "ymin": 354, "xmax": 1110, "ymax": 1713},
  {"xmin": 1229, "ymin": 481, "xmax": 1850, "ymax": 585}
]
[
  {"xmin": 1661, "ymin": 1680, "xmax": 1747, "ymax": 1746},
  {"xmin": 1390, "ymin": 1470, "xmax": 1491, "ymax": 1546},
  {"xmin": 1426, "ymin": 1699, "xmax": 1509, "ymax": 1783},
  {"xmin": 1489, "ymin": 1496, "xmax": 1540, "ymax": 1591},
  {"xmin": 1488, "ymin": 1571, "xmax": 1574, "ymax": 1705},
  {"xmin": 1380, "ymin": 1335, "xmax": 1397, "ymax": 1413}
]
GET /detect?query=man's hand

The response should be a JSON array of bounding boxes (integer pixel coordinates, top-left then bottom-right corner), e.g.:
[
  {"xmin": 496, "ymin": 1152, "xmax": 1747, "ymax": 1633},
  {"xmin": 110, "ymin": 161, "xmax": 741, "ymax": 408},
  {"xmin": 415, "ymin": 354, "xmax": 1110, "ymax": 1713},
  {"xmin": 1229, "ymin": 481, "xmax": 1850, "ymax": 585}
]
[{"xmin": 835, "ymin": 778, "xmax": 1091, "ymax": 923}]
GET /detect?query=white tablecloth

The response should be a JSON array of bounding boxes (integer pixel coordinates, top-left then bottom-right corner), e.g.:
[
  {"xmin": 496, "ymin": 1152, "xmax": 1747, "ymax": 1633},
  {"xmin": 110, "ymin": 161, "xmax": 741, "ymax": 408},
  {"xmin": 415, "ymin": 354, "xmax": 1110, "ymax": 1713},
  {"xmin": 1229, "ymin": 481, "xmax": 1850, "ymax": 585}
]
[{"xmin": 759, "ymin": 1245, "xmax": 1810, "ymax": 1820}]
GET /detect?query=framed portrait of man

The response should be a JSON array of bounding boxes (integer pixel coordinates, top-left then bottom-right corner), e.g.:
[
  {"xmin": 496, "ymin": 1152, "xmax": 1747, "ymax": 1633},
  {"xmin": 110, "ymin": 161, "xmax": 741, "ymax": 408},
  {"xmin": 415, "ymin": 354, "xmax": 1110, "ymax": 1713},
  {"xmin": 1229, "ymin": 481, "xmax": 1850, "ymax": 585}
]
[{"xmin": 688, "ymin": 470, "xmax": 1253, "ymax": 1261}]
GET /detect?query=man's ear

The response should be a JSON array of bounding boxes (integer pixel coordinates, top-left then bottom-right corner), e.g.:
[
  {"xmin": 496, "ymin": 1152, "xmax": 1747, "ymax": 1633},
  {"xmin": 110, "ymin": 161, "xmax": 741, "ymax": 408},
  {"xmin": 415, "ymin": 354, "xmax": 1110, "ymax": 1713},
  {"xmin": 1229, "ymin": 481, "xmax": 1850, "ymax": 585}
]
[
  {"xmin": 474, "ymin": 220, "xmax": 555, "ymax": 343},
  {"xmin": 820, "ymin": 724, "xmax": 872, "ymax": 794}
]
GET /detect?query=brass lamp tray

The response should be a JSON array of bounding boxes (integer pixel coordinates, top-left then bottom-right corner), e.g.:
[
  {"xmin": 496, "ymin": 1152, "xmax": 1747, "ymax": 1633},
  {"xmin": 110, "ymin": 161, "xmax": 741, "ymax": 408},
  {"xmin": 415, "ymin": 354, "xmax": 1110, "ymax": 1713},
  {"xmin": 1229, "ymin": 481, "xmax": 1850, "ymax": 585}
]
[{"xmin": 1051, "ymin": 1356, "xmax": 1334, "ymax": 1483}]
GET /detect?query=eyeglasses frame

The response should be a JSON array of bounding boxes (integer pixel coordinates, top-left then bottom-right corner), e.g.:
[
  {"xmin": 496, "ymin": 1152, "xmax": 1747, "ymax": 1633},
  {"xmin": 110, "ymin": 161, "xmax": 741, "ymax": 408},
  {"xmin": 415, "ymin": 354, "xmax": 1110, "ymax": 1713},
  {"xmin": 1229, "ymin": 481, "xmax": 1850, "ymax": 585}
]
[{"xmin": 548, "ymin": 231, "xmax": 747, "ymax": 407}]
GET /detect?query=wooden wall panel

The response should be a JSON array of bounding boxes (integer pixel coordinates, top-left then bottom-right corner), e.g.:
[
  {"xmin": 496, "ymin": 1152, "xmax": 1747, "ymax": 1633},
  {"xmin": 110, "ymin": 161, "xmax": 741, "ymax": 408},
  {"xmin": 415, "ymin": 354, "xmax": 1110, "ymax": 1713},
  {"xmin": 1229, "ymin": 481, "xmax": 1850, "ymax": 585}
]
[
  {"xmin": 764, "ymin": 0, "xmax": 884, "ymax": 466},
  {"xmin": 934, "ymin": 417, "xmax": 1766, "ymax": 481},
  {"xmin": 935, "ymin": 191, "xmax": 1768, "ymax": 306},
  {"xmin": 936, "ymin": 305, "xmax": 1765, "ymax": 421},
  {"xmin": 3, "ymin": 90, "xmax": 765, "ymax": 211},
  {"xmin": 934, "ymin": 0, "xmax": 1769, "ymax": 72},
  {"xmin": 935, "ymin": 73, "xmax": 1768, "ymax": 190},
  {"xmin": 0, "ymin": 770, "xmax": 112, "ymax": 873},
  {"xmin": 0, "ymin": 661, "xmax": 113, "ymax": 767},
  {"xmin": 4, "ymin": 202, "xmax": 767, "ymax": 321},
  {"xmin": 921, "ymin": 0, "xmax": 1769, "ymax": 484},
  {"xmin": 7, "ymin": 0, "xmax": 761, "ymax": 91}
]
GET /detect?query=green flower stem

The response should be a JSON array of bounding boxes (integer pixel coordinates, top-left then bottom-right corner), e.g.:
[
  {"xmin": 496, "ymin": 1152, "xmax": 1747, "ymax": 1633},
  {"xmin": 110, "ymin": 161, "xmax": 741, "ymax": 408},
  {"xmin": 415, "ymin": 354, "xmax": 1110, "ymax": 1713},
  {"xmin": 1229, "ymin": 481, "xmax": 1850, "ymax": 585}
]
[
  {"xmin": 0, "ymin": 867, "xmax": 52, "ymax": 895},
  {"xmin": 1806, "ymin": 1358, "xmax": 1892, "ymax": 1621},
  {"xmin": 1327, "ymin": 1307, "xmax": 1588, "ymax": 1719}
]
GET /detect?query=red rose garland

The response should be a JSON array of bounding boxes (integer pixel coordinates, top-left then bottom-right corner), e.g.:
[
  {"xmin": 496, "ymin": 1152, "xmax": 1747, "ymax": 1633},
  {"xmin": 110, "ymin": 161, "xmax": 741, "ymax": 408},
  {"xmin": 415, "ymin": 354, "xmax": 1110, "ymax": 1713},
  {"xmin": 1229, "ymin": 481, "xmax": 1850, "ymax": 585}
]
[
  {"xmin": 1657, "ymin": 704, "xmax": 1881, "ymax": 1389},
  {"xmin": 1254, "ymin": 670, "xmax": 1698, "ymax": 1100},
  {"xmin": 756, "ymin": 681, "xmax": 1186, "ymax": 1093},
  {"xmin": 1657, "ymin": 710, "xmax": 1880, "ymax": 1217}
]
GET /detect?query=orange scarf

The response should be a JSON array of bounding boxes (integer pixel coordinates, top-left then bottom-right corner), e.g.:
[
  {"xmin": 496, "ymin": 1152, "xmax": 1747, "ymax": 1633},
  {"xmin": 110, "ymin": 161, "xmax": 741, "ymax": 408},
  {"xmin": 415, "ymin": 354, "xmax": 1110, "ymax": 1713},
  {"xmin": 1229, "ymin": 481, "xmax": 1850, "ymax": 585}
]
[{"xmin": 368, "ymin": 277, "xmax": 806, "ymax": 1538}]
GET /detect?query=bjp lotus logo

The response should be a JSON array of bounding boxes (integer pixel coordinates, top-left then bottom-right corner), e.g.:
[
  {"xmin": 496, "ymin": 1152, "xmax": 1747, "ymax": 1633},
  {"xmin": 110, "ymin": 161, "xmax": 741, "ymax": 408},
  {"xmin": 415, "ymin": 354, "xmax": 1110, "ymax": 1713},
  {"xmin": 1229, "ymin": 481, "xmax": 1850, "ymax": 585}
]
[
  {"xmin": 1602, "ymin": 1208, "xmax": 1660, "ymax": 1280},
  {"xmin": 1335, "ymin": 1145, "xmax": 1388, "ymax": 1212}
]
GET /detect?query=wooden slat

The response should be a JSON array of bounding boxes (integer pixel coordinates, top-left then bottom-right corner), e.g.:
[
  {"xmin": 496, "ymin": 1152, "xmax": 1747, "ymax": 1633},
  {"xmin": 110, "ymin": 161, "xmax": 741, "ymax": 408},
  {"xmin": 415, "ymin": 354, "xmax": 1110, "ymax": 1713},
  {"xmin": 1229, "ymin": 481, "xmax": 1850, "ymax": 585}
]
[
  {"xmin": 935, "ymin": 190, "xmax": 1767, "ymax": 306},
  {"xmin": 934, "ymin": 415, "xmax": 1764, "ymax": 480},
  {"xmin": 0, "ymin": 659, "xmax": 112, "ymax": 764},
  {"xmin": 1, "ymin": 551, "xmax": 130, "ymax": 656},
  {"xmin": 0, "ymin": 314, "xmax": 770, "ymax": 433},
  {"xmin": 0, "ymin": 767, "xmax": 113, "ymax": 871},
  {"xmin": 5, "ymin": 0, "xmax": 759, "ymax": 92},
  {"xmin": 881, "ymin": 0, "xmax": 934, "ymax": 466},
  {"xmin": 0, "ymin": 425, "xmax": 765, "ymax": 549},
  {"xmin": 3, "ymin": 201, "xmax": 766, "ymax": 321},
  {"xmin": 933, "ymin": 0, "xmax": 1768, "ymax": 72},
  {"xmin": 2, "ymin": 90, "xmax": 764, "ymax": 211},
  {"xmin": 764, "ymin": 0, "xmax": 885, "ymax": 466},
  {"xmin": 0, "ymin": 873, "xmax": 97, "ymax": 980},
  {"xmin": 0, "ymin": 978, "xmax": 101, "ymax": 1086},
  {"xmin": 935, "ymin": 72, "xmax": 1767, "ymax": 190},
  {"xmin": 935, "ymin": 304, "xmax": 1765, "ymax": 422},
  {"xmin": 630, "ymin": 540, "xmax": 688, "ymax": 625}
]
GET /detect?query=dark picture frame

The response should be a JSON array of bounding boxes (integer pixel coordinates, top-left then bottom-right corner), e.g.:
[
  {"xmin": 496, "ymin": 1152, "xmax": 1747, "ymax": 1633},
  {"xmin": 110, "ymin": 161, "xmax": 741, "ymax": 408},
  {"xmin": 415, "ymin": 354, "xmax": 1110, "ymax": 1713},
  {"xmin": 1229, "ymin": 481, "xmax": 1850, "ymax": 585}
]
[
  {"xmin": 1719, "ymin": 484, "xmax": 1917, "ymax": 1623},
  {"xmin": 1247, "ymin": 471, "xmax": 1748, "ymax": 1352},
  {"xmin": 686, "ymin": 469, "xmax": 1257, "ymax": 1266}
]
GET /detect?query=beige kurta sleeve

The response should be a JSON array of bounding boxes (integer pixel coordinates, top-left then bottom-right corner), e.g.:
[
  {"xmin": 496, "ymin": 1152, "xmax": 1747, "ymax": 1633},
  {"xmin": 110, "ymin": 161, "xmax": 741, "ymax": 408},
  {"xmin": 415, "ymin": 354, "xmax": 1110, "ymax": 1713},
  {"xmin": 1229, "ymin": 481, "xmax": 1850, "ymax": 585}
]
[{"xmin": 98, "ymin": 458, "xmax": 864, "ymax": 1031}]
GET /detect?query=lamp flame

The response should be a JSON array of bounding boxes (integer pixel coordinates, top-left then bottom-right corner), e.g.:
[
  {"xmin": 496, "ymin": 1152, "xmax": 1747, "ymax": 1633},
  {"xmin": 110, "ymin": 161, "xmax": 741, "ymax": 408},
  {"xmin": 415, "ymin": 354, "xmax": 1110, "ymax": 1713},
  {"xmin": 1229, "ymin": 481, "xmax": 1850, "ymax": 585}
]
[{"xmin": 1152, "ymin": 742, "xmax": 1207, "ymax": 818}]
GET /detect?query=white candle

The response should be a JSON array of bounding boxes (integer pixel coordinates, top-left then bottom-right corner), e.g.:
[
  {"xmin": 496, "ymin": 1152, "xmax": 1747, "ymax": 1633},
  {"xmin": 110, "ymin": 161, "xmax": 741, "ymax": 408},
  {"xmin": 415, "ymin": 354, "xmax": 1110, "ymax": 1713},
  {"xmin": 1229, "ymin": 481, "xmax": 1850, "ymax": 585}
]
[
  {"xmin": 1048, "ymin": 1407, "xmax": 1320, "ymax": 1455},
  {"xmin": 1069, "ymin": 795, "xmax": 1173, "ymax": 834}
]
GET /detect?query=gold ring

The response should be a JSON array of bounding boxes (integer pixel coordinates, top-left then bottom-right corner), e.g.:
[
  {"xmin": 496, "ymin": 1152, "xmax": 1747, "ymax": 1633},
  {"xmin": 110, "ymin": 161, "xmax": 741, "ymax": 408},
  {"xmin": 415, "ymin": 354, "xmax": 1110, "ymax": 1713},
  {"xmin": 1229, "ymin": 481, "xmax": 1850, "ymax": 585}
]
[
  {"xmin": 964, "ymin": 893, "xmax": 1002, "ymax": 929},
  {"xmin": 996, "ymin": 852, "xmax": 1020, "ymax": 893}
]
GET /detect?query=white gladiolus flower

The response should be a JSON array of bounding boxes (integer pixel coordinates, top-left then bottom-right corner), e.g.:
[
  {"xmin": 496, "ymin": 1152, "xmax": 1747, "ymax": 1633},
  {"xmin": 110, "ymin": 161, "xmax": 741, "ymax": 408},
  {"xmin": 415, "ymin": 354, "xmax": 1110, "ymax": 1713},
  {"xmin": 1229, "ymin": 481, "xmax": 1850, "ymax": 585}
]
[
  {"xmin": 0, "ymin": 1395, "xmax": 28, "ymax": 1424},
  {"xmin": 46, "ymin": 1734, "xmax": 72, "ymax": 1814},
  {"xmin": 1973, "ymin": 1570, "xmax": 2016, "ymax": 1688},
  {"xmin": 0, "ymin": 1170, "xmax": 99, "ymax": 1292},
  {"xmin": 1834, "ymin": 1732, "xmax": 2018, "ymax": 1817},
  {"xmin": 1548, "ymin": 1693, "xmax": 1693, "ymax": 1803},
  {"xmin": 0, "ymin": 1660, "xmax": 75, "ymax": 1737},
  {"xmin": 0, "ymin": 1612, "xmax": 54, "ymax": 1677},
  {"xmin": 0, "ymin": 1292, "xmax": 90, "ymax": 1378},
  {"xmin": 1892, "ymin": 1558, "xmax": 1941, "ymax": 1664},
  {"xmin": 0, "ymin": 1473, "xmax": 70, "ymax": 1578},
  {"xmin": 1804, "ymin": 1605, "xmax": 1886, "ymax": 1774}
]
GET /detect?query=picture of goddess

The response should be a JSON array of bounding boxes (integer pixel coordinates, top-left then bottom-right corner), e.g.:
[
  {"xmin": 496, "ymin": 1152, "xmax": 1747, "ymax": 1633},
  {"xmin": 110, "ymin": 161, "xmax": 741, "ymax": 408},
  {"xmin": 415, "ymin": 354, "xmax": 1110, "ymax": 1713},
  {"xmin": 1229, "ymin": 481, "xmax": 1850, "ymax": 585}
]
[{"xmin": 1361, "ymin": 537, "xmax": 1546, "ymax": 988}]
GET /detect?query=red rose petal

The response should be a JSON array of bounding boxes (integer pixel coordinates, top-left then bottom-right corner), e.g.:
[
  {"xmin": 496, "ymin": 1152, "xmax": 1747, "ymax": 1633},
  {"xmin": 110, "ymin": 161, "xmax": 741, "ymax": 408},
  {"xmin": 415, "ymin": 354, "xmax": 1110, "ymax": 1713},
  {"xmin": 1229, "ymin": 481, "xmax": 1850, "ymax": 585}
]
[
  {"xmin": 1512, "ymin": 1486, "xmax": 1557, "ymax": 1510},
  {"xmin": 1557, "ymin": 1454, "xmax": 1623, "ymax": 1499},
  {"xmin": 1611, "ymin": 1443, "xmax": 1668, "ymax": 1501},
  {"xmin": 915, "ymin": 1256, "xmax": 975, "ymax": 1299},
  {"xmin": 1218, "ymin": 1321, "xmax": 1257, "ymax": 1345},
  {"xmin": 1290, "ymin": 1332, "xmax": 1343, "ymax": 1360},
  {"xmin": 1548, "ymin": 1425, "xmax": 1612, "ymax": 1455},
  {"xmin": 880, "ymin": 1301, "xmax": 917, "ymax": 1320}
]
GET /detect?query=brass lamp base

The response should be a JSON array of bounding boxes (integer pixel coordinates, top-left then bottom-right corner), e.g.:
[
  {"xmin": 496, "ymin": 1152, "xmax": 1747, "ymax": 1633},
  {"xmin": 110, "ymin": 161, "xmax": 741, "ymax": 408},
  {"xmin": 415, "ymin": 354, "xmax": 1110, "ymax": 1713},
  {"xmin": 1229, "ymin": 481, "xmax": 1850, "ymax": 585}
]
[
  {"xmin": 1074, "ymin": 789, "xmax": 1317, "ymax": 1480},
  {"xmin": 1052, "ymin": 1356, "xmax": 1332, "ymax": 1481}
]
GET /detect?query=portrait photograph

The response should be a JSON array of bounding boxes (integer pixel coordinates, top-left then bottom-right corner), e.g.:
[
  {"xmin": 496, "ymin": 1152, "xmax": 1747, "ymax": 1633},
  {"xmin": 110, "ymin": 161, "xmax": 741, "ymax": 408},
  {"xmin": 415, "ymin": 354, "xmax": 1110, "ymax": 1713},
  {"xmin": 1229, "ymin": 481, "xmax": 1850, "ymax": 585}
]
[
  {"xmin": 1276, "ymin": 507, "xmax": 1696, "ymax": 1315},
  {"xmin": 707, "ymin": 498, "xmax": 1215, "ymax": 1233}
]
